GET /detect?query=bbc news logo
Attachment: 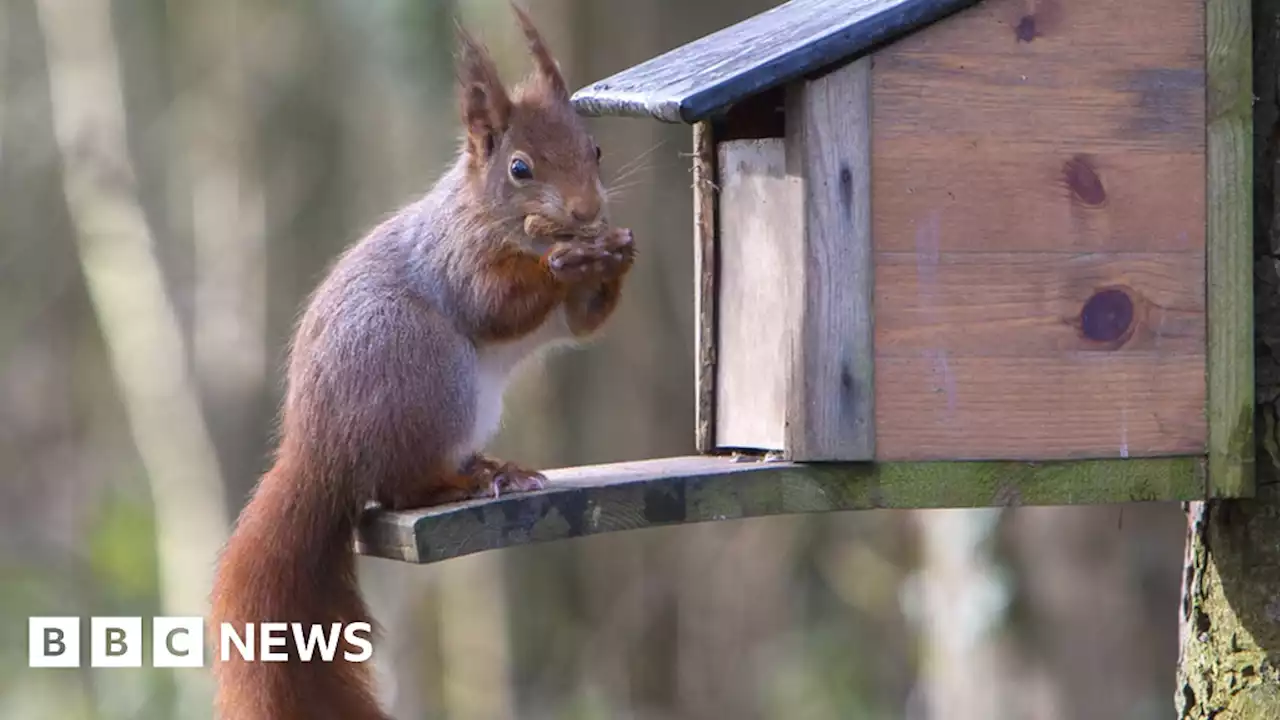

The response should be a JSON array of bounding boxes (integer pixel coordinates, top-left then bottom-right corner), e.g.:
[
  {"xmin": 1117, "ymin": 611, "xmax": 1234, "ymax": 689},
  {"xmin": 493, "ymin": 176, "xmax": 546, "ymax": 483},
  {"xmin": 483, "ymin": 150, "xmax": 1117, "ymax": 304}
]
[{"xmin": 29, "ymin": 617, "xmax": 373, "ymax": 668}]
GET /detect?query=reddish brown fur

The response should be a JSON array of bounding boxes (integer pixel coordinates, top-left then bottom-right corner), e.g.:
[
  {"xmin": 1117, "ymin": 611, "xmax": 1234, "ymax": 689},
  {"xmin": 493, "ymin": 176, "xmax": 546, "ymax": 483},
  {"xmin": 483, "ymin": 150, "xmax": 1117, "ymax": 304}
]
[
  {"xmin": 456, "ymin": 26, "xmax": 511, "ymax": 163},
  {"xmin": 511, "ymin": 3, "xmax": 569, "ymax": 100},
  {"xmin": 454, "ymin": 243, "xmax": 566, "ymax": 343},
  {"xmin": 566, "ymin": 276, "xmax": 627, "ymax": 336},
  {"xmin": 209, "ymin": 5, "xmax": 633, "ymax": 718}
]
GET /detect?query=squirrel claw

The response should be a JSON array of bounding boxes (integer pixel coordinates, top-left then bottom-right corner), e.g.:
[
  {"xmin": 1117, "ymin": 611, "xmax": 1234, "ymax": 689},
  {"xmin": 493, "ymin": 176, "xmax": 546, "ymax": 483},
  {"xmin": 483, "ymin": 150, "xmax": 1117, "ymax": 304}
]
[
  {"xmin": 545, "ymin": 228, "xmax": 635, "ymax": 284},
  {"xmin": 599, "ymin": 227, "xmax": 634, "ymax": 252},
  {"xmin": 491, "ymin": 466, "xmax": 547, "ymax": 497},
  {"xmin": 546, "ymin": 243, "xmax": 607, "ymax": 283},
  {"xmin": 547, "ymin": 245, "xmax": 590, "ymax": 271},
  {"xmin": 464, "ymin": 454, "xmax": 547, "ymax": 499}
]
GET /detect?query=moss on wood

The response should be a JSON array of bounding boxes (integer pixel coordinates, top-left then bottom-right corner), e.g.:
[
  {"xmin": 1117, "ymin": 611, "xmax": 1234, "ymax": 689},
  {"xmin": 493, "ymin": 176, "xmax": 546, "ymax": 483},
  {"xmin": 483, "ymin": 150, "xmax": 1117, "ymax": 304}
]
[
  {"xmin": 357, "ymin": 455, "xmax": 1206, "ymax": 565},
  {"xmin": 1207, "ymin": 0, "xmax": 1256, "ymax": 497}
]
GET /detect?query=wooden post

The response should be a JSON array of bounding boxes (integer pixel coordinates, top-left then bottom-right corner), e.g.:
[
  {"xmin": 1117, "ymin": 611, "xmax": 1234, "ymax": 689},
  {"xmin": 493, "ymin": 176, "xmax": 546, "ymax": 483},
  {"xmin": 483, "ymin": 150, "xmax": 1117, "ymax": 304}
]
[
  {"xmin": 784, "ymin": 55, "xmax": 875, "ymax": 461},
  {"xmin": 1206, "ymin": 0, "xmax": 1256, "ymax": 497},
  {"xmin": 711, "ymin": 56, "xmax": 876, "ymax": 461},
  {"xmin": 1175, "ymin": 1, "xmax": 1277, "ymax": 716},
  {"xmin": 693, "ymin": 121, "xmax": 719, "ymax": 453}
]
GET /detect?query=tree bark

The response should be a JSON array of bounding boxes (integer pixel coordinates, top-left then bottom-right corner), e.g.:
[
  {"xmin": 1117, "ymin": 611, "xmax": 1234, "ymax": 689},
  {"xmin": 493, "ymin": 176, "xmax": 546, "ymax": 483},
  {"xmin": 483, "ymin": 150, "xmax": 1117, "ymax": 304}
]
[
  {"xmin": 34, "ymin": 0, "xmax": 231, "ymax": 715},
  {"xmin": 1176, "ymin": 1, "xmax": 1280, "ymax": 716}
]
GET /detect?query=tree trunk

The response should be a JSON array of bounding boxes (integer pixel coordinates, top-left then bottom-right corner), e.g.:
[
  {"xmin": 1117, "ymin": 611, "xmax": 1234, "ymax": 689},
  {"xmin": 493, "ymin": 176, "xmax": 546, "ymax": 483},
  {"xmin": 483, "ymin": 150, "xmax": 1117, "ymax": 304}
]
[{"xmin": 1176, "ymin": 1, "xmax": 1280, "ymax": 716}]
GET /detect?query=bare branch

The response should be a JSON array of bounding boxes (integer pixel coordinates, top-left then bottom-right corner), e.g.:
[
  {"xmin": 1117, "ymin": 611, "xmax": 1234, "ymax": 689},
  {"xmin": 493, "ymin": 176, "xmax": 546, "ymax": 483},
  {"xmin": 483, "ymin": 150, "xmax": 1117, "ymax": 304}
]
[{"xmin": 33, "ymin": 0, "xmax": 230, "ymax": 661}]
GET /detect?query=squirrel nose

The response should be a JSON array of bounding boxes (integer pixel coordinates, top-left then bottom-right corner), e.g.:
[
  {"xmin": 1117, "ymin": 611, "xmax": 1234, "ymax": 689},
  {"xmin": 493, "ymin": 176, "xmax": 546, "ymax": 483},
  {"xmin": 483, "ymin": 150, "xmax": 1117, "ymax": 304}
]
[{"xmin": 568, "ymin": 197, "xmax": 600, "ymax": 223}]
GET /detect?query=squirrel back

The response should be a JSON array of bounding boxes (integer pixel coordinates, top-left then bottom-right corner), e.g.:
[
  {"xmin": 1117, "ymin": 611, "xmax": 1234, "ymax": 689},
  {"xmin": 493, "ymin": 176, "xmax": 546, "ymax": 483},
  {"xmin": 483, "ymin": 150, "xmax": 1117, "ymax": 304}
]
[{"xmin": 210, "ymin": 5, "xmax": 635, "ymax": 718}]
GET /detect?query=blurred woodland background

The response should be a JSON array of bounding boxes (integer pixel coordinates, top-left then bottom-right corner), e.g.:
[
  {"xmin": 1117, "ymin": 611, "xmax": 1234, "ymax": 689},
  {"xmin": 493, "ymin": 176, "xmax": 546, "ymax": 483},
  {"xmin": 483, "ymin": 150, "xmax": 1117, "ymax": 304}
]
[{"xmin": 1, "ymin": 0, "xmax": 1190, "ymax": 718}]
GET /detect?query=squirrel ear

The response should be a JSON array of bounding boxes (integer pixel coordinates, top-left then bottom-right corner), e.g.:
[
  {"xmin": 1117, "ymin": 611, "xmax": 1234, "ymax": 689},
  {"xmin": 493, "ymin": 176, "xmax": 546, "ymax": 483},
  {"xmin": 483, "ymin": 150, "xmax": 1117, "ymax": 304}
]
[
  {"xmin": 510, "ymin": 2, "xmax": 568, "ymax": 101},
  {"xmin": 455, "ymin": 24, "xmax": 512, "ymax": 159}
]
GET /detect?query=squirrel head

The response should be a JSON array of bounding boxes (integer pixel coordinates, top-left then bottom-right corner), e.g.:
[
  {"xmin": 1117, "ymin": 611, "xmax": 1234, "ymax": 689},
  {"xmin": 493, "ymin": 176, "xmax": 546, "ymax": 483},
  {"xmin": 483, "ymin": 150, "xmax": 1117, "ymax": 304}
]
[{"xmin": 455, "ymin": 4, "xmax": 606, "ymax": 238}]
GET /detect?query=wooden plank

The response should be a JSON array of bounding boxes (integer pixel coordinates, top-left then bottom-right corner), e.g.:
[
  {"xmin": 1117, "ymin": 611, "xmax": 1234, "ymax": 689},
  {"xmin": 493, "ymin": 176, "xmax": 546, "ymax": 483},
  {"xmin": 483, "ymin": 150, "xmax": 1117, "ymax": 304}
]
[
  {"xmin": 784, "ymin": 57, "xmax": 875, "ymax": 460},
  {"xmin": 1206, "ymin": 0, "xmax": 1254, "ymax": 497},
  {"xmin": 875, "ymin": 81, "xmax": 1205, "ymax": 152},
  {"xmin": 875, "ymin": 252, "xmax": 1205, "ymax": 356},
  {"xmin": 355, "ymin": 455, "xmax": 1207, "ymax": 565},
  {"xmin": 869, "ymin": 0, "xmax": 1208, "ymax": 461},
  {"xmin": 872, "ymin": 144, "xmax": 1204, "ymax": 253},
  {"xmin": 875, "ymin": 355, "xmax": 1207, "ymax": 461},
  {"xmin": 871, "ymin": 0, "xmax": 1206, "ymax": 149},
  {"xmin": 714, "ymin": 138, "xmax": 800, "ymax": 451},
  {"xmin": 872, "ymin": 0, "xmax": 1206, "ymax": 255},
  {"xmin": 570, "ymin": 0, "xmax": 980, "ymax": 123},
  {"xmin": 693, "ymin": 121, "xmax": 718, "ymax": 453}
]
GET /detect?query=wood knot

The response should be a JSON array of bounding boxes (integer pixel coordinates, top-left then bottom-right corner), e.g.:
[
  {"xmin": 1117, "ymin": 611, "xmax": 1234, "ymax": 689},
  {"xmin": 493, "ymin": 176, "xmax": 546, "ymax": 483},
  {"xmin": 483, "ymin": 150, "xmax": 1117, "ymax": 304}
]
[
  {"xmin": 1013, "ymin": 0, "xmax": 1061, "ymax": 43},
  {"xmin": 1080, "ymin": 288, "xmax": 1134, "ymax": 344},
  {"xmin": 838, "ymin": 164, "xmax": 854, "ymax": 216},
  {"xmin": 1063, "ymin": 155, "xmax": 1107, "ymax": 206},
  {"xmin": 1015, "ymin": 15, "xmax": 1038, "ymax": 42}
]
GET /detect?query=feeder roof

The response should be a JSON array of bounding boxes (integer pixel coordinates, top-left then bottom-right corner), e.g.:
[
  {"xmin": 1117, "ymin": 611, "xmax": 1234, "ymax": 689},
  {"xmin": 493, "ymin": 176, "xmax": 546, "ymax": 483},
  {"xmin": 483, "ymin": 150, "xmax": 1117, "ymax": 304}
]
[{"xmin": 570, "ymin": 0, "xmax": 979, "ymax": 123}]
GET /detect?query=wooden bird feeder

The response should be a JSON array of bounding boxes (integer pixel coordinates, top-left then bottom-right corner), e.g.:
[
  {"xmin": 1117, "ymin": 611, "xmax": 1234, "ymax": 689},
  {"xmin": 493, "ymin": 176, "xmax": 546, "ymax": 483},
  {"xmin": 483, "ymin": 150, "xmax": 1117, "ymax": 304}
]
[{"xmin": 357, "ymin": 0, "xmax": 1253, "ymax": 565}]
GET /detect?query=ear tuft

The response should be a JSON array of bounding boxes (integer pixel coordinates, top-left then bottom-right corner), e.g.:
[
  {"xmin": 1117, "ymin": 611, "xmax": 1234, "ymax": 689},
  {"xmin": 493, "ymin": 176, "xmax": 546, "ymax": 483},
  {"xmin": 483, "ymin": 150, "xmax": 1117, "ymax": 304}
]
[
  {"xmin": 510, "ymin": 2, "xmax": 569, "ymax": 101},
  {"xmin": 455, "ymin": 23, "xmax": 512, "ymax": 159}
]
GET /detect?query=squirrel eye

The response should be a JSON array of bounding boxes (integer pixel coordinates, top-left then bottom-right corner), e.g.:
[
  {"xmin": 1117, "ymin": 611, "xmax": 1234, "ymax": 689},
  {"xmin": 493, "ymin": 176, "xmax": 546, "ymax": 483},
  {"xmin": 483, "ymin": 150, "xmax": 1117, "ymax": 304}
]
[
  {"xmin": 594, "ymin": 145, "xmax": 602, "ymax": 162},
  {"xmin": 509, "ymin": 157, "xmax": 533, "ymax": 181}
]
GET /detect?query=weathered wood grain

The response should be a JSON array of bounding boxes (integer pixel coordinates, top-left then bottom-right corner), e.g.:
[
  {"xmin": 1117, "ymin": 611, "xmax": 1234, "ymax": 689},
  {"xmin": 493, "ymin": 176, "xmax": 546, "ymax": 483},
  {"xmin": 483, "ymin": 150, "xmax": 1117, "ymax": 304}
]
[
  {"xmin": 714, "ymin": 138, "xmax": 800, "ymax": 451},
  {"xmin": 871, "ymin": 143, "xmax": 1205, "ymax": 253},
  {"xmin": 783, "ymin": 57, "xmax": 875, "ymax": 460},
  {"xmin": 693, "ymin": 121, "xmax": 719, "ymax": 453},
  {"xmin": 875, "ymin": 252, "xmax": 1205, "ymax": 356},
  {"xmin": 875, "ymin": 354, "xmax": 1207, "ymax": 461},
  {"xmin": 355, "ymin": 455, "xmax": 1207, "ymax": 564},
  {"xmin": 1205, "ymin": 0, "xmax": 1255, "ymax": 497},
  {"xmin": 869, "ymin": 0, "xmax": 1208, "ymax": 461},
  {"xmin": 570, "ymin": 0, "xmax": 980, "ymax": 123},
  {"xmin": 871, "ymin": 0, "xmax": 1205, "ymax": 149}
]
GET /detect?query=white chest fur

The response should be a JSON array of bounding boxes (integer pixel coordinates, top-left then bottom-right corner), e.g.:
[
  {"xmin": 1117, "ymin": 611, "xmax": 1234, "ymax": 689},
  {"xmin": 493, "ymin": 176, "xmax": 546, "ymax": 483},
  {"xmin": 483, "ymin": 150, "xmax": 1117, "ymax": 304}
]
[{"xmin": 465, "ymin": 307, "xmax": 573, "ymax": 459}]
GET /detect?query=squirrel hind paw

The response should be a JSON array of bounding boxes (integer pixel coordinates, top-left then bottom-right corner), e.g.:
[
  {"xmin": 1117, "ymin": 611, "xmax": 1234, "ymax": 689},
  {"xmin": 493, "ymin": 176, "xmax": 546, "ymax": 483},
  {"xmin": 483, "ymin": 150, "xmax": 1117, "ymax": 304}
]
[
  {"xmin": 491, "ymin": 466, "xmax": 547, "ymax": 496},
  {"xmin": 465, "ymin": 458, "xmax": 547, "ymax": 499}
]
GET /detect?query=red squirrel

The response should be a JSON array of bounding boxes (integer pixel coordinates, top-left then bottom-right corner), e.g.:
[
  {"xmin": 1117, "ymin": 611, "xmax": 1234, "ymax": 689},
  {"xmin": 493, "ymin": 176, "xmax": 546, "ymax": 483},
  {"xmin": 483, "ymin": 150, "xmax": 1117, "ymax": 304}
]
[{"xmin": 209, "ymin": 6, "xmax": 634, "ymax": 719}]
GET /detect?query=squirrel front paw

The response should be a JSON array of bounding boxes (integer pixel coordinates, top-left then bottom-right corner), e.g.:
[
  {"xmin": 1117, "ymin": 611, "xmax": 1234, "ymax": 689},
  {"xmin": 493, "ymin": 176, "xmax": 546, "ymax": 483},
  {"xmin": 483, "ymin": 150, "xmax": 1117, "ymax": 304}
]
[
  {"xmin": 544, "ymin": 228, "xmax": 635, "ymax": 284},
  {"xmin": 598, "ymin": 227, "xmax": 636, "ymax": 259},
  {"xmin": 545, "ymin": 242, "xmax": 611, "ymax": 284}
]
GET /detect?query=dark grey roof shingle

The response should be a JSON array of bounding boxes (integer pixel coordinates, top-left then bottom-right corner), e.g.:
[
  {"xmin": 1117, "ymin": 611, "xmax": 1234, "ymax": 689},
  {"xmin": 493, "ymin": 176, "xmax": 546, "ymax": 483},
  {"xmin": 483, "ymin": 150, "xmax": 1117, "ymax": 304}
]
[{"xmin": 571, "ymin": 0, "xmax": 979, "ymax": 123}]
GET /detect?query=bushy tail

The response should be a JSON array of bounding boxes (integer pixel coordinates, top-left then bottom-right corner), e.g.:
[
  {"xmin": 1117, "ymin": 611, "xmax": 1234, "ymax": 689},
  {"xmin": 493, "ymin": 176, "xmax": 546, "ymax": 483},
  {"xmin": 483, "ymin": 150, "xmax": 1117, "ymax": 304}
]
[{"xmin": 210, "ymin": 454, "xmax": 388, "ymax": 720}]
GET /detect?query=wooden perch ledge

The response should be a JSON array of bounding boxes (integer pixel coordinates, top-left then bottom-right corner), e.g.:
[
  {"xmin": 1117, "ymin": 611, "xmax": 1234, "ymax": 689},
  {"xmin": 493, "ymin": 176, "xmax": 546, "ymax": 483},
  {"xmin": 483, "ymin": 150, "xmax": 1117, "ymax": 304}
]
[{"xmin": 356, "ymin": 454, "xmax": 1207, "ymax": 565}]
